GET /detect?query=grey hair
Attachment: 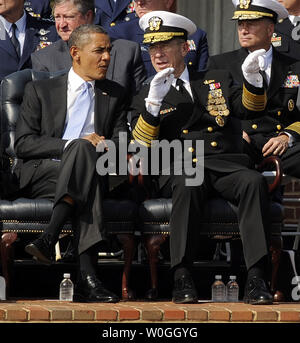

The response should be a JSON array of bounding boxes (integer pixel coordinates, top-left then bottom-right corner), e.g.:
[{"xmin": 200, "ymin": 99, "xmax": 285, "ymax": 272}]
[
  {"xmin": 52, "ymin": 0, "xmax": 95, "ymax": 17},
  {"xmin": 68, "ymin": 24, "xmax": 108, "ymax": 49}
]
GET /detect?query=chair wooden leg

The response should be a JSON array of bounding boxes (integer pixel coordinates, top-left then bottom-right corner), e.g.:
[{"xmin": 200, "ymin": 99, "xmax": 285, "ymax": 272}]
[
  {"xmin": 270, "ymin": 235, "xmax": 284, "ymax": 302},
  {"xmin": 0, "ymin": 232, "xmax": 18, "ymax": 297},
  {"xmin": 117, "ymin": 233, "xmax": 136, "ymax": 300},
  {"xmin": 143, "ymin": 234, "xmax": 167, "ymax": 300}
]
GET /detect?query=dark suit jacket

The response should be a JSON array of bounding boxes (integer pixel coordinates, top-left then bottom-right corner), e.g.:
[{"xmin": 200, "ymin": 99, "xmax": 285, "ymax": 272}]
[
  {"xmin": 130, "ymin": 69, "xmax": 266, "ymax": 188},
  {"xmin": 31, "ymin": 38, "xmax": 146, "ymax": 96},
  {"xmin": 15, "ymin": 73, "xmax": 128, "ymax": 189},
  {"xmin": 274, "ymin": 18, "xmax": 300, "ymax": 61},
  {"xmin": 0, "ymin": 12, "xmax": 58, "ymax": 80},
  {"xmin": 108, "ymin": 16, "xmax": 209, "ymax": 77},
  {"xmin": 209, "ymin": 47, "xmax": 300, "ymax": 148}
]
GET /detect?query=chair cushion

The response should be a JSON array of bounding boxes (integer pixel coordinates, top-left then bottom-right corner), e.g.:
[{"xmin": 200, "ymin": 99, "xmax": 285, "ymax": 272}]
[
  {"xmin": 139, "ymin": 197, "xmax": 284, "ymax": 236},
  {"xmin": 0, "ymin": 198, "xmax": 138, "ymax": 234}
]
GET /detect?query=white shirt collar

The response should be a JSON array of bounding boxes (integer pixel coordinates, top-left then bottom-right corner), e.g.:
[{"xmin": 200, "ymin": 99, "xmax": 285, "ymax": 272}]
[
  {"xmin": 0, "ymin": 10, "xmax": 26, "ymax": 33},
  {"xmin": 172, "ymin": 65, "xmax": 190, "ymax": 87},
  {"xmin": 289, "ymin": 15, "xmax": 300, "ymax": 26},
  {"xmin": 68, "ymin": 67, "xmax": 95, "ymax": 92},
  {"xmin": 264, "ymin": 46, "xmax": 273, "ymax": 68}
]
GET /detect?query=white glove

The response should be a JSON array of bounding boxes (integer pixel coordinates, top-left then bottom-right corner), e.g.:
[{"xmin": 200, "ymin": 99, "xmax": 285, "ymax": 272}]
[
  {"xmin": 145, "ymin": 67, "xmax": 175, "ymax": 117},
  {"xmin": 242, "ymin": 49, "xmax": 267, "ymax": 87}
]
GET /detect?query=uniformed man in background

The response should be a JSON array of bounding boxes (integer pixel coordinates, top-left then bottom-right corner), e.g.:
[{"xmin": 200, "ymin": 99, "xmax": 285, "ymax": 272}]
[
  {"xmin": 0, "ymin": 0, "xmax": 58, "ymax": 81},
  {"xmin": 131, "ymin": 10, "xmax": 274, "ymax": 305},
  {"xmin": 209, "ymin": 0, "xmax": 300, "ymax": 179}
]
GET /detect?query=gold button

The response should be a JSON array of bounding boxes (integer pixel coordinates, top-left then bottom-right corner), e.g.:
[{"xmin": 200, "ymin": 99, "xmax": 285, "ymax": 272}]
[
  {"xmin": 252, "ymin": 124, "xmax": 258, "ymax": 129},
  {"xmin": 110, "ymin": 22, "xmax": 116, "ymax": 26},
  {"xmin": 277, "ymin": 111, "xmax": 281, "ymax": 116},
  {"xmin": 189, "ymin": 61, "xmax": 193, "ymax": 65},
  {"xmin": 211, "ymin": 141, "xmax": 218, "ymax": 147},
  {"xmin": 192, "ymin": 158, "xmax": 198, "ymax": 163},
  {"xmin": 188, "ymin": 147, "xmax": 194, "ymax": 153},
  {"xmin": 277, "ymin": 125, "xmax": 281, "ymax": 130},
  {"xmin": 183, "ymin": 129, "xmax": 189, "ymax": 134},
  {"xmin": 207, "ymin": 127, "xmax": 213, "ymax": 132}
]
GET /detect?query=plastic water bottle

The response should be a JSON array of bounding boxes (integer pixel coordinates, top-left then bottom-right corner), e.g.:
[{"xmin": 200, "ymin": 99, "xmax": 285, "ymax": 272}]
[
  {"xmin": 59, "ymin": 273, "xmax": 73, "ymax": 301},
  {"xmin": 226, "ymin": 275, "xmax": 239, "ymax": 302},
  {"xmin": 211, "ymin": 275, "xmax": 226, "ymax": 302},
  {"xmin": 0, "ymin": 276, "xmax": 6, "ymax": 300}
]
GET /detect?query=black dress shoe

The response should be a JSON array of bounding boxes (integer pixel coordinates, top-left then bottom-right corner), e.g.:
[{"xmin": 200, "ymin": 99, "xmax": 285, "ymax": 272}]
[
  {"xmin": 74, "ymin": 274, "xmax": 119, "ymax": 303},
  {"xmin": 172, "ymin": 274, "xmax": 198, "ymax": 304},
  {"xmin": 25, "ymin": 235, "xmax": 54, "ymax": 265},
  {"xmin": 243, "ymin": 276, "xmax": 273, "ymax": 305}
]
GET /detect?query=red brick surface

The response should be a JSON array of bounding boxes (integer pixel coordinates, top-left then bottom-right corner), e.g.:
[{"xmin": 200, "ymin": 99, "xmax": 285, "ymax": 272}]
[{"xmin": 0, "ymin": 300, "xmax": 300, "ymax": 322}]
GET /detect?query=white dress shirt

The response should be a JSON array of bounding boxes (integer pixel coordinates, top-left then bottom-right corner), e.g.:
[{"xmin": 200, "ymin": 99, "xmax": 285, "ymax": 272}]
[
  {"xmin": 0, "ymin": 11, "xmax": 26, "ymax": 56},
  {"xmin": 64, "ymin": 68, "xmax": 95, "ymax": 148}
]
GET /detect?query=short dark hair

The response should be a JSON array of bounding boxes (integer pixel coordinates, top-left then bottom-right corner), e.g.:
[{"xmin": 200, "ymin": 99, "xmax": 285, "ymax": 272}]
[
  {"xmin": 68, "ymin": 24, "xmax": 108, "ymax": 49},
  {"xmin": 52, "ymin": 0, "xmax": 95, "ymax": 18}
]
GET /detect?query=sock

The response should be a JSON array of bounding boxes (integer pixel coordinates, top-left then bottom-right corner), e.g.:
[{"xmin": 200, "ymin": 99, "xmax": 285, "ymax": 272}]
[
  {"xmin": 247, "ymin": 255, "xmax": 269, "ymax": 281},
  {"xmin": 79, "ymin": 244, "xmax": 99, "ymax": 277},
  {"xmin": 42, "ymin": 201, "xmax": 74, "ymax": 244},
  {"xmin": 173, "ymin": 262, "xmax": 191, "ymax": 281}
]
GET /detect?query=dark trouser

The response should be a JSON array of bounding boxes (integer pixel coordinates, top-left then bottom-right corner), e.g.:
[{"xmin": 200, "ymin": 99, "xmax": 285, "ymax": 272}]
[
  {"xmin": 23, "ymin": 139, "xmax": 106, "ymax": 255},
  {"xmin": 160, "ymin": 168, "xmax": 271, "ymax": 270}
]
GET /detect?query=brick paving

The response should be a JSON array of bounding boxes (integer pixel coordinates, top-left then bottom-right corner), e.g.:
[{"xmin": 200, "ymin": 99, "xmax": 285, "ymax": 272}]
[{"xmin": 0, "ymin": 299, "xmax": 300, "ymax": 323}]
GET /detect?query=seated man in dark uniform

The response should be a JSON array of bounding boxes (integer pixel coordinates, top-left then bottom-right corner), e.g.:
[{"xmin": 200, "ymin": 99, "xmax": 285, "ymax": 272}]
[
  {"xmin": 0, "ymin": 0, "xmax": 58, "ymax": 81},
  {"xmin": 130, "ymin": 10, "xmax": 273, "ymax": 305},
  {"xmin": 16, "ymin": 24, "xmax": 128, "ymax": 303},
  {"xmin": 209, "ymin": 0, "xmax": 300, "ymax": 179}
]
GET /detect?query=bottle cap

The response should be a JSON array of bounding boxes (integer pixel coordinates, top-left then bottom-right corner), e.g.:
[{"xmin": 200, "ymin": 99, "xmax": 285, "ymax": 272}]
[{"xmin": 63, "ymin": 273, "xmax": 70, "ymax": 278}]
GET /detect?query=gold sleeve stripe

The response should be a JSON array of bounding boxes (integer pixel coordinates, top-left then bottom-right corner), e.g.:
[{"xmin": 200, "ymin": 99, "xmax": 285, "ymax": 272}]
[
  {"xmin": 285, "ymin": 122, "xmax": 300, "ymax": 135},
  {"xmin": 242, "ymin": 84, "xmax": 266, "ymax": 111},
  {"xmin": 132, "ymin": 131, "xmax": 151, "ymax": 147},
  {"xmin": 132, "ymin": 115, "xmax": 160, "ymax": 147}
]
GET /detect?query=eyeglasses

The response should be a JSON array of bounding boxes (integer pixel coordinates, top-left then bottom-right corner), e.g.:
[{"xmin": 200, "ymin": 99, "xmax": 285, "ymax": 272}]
[{"xmin": 148, "ymin": 41, "xmax": 183, "ymax": 55}]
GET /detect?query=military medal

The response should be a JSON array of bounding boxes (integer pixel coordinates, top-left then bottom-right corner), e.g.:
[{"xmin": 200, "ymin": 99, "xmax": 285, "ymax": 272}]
[
  {"xmin": 288, "ymin": 99, "xmax": 295, "ymax": 111},
  {"xmin": 215, "ymin": 115, "xmax": 225, "ymax": 127},
  {"xmin": 283, "ymin": 75, "xmax": 300, "ymax": 88},
  {"xmin": 206, "ymin": 82, "xmax": 230, "ymax": 125}
]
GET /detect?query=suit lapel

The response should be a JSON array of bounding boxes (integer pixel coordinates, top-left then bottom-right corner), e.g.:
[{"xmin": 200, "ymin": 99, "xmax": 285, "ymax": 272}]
[
  {"xmin": 112, "ymin": 0, "xmax": 130, "ymax": 21},
  {"xmin": 94, "ymin": 80, "xmax": 110, "ymax": 136},
  {"xmin": 20, "ymin": 21, "xmax": 36, "ymax": 67},
  {"xmin": 96, "ymin": 0, "xmax": 113, "ymax": 16},
  {"xmin": 0, "ymin": 20, "xmax": 19, "ymax": 61}
]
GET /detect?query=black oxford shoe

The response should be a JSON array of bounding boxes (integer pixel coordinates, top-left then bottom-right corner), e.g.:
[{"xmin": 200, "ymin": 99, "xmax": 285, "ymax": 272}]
[
  {"xmin": 243, "ymin": 276, "xmax": 273, "ymax": 305},
  {"xmin": 172, "ymin": 274, "xmax": 198, "ymax": 304},
  {"xmin": 74, "ymin": 274, "xmax": 119, "ymax": 303},
  {"xmin": 25, "ymin": 235, "xmax": 54, "ymax": 265}
]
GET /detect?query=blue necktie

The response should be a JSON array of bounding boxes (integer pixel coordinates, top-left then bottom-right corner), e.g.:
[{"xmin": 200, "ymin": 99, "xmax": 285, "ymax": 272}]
[
  {"xmin": 63, "ymin": 82, "xmax": 91, "ymax": 140},
  {"xmin": 11, "ymin": 23, "xmax": 20, "ymax": 59}
]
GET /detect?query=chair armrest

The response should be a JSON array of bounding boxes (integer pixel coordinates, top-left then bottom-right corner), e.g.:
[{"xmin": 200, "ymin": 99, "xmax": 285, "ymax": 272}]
[{"xmin": 257, "ymin": 156, "xmax": 283, "ymax": 193}]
